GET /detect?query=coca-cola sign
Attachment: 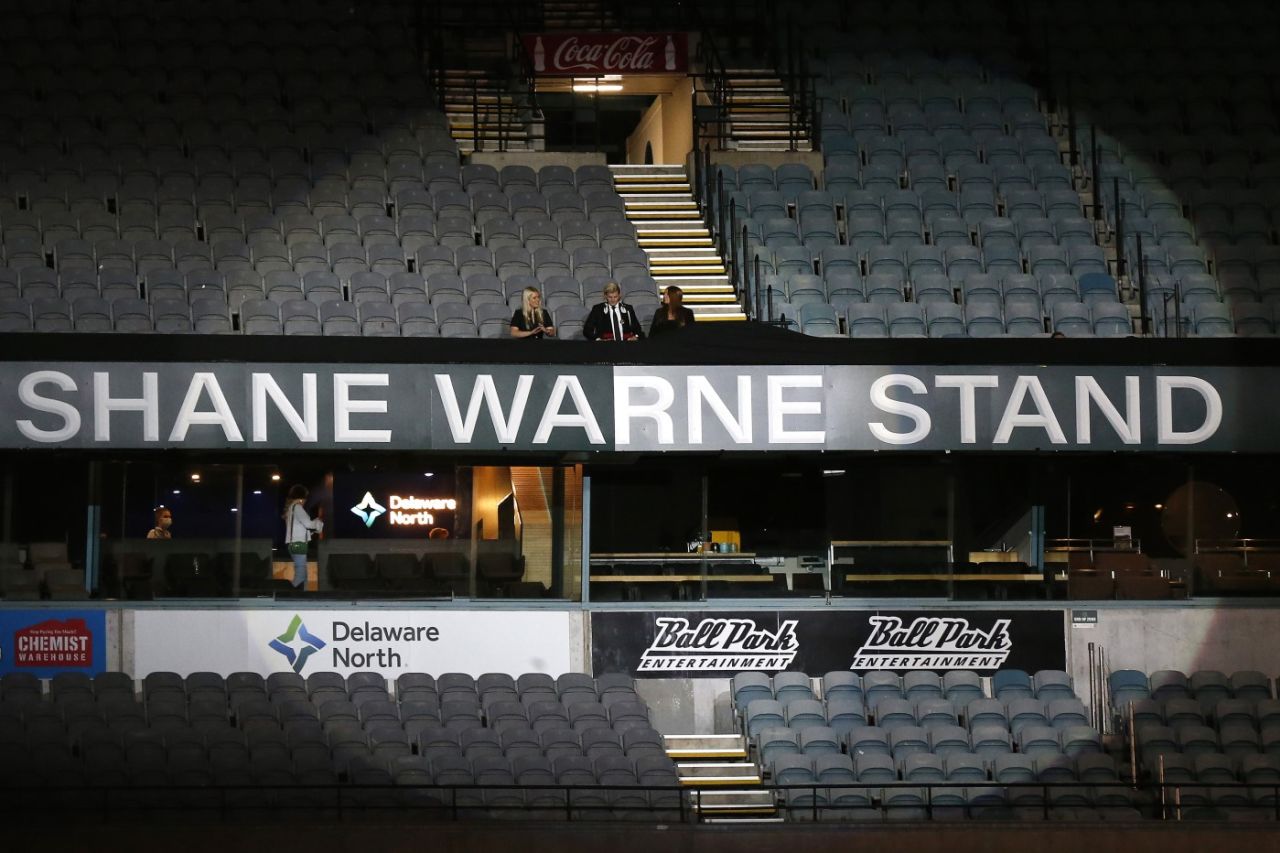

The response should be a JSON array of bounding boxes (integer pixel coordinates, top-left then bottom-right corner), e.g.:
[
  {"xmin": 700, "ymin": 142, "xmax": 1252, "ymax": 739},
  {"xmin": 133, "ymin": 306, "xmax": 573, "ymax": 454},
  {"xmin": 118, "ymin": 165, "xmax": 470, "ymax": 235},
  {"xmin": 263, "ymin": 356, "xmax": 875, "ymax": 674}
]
[
  {"xmin": 592, "ymin": 610, "xmax": 1065, "ymax": 678},
  {"xmin": 522, "ymin": 32, "xmax": 689, "ymax": 76}
]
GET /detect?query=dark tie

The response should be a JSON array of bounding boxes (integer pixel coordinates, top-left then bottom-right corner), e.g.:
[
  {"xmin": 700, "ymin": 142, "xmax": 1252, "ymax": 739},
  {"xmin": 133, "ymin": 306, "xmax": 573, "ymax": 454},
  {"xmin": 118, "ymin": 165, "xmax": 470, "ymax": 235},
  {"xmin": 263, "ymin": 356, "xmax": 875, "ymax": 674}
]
[{"xmin": 612, "ymin": 306, "xmax": 623, "ymax": 342}]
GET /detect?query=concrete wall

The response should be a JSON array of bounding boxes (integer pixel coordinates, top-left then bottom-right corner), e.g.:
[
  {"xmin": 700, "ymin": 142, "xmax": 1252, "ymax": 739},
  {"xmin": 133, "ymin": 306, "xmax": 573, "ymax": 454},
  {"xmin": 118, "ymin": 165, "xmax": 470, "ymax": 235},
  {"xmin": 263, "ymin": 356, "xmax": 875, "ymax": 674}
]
[
  {"xmin": 1066, "ymin": 605, "xmax": 1280, "ymax": 692},
  {"xmin": 467, "ymin": 151, "xmax": 606, "ymax": 169},
  {"xmin": 625, "ymin": 79, "xmax": 695, "ymax": 165},
  {"xmin": 709, "ymin": 149, "xmax": 825, "ymax": 176}
]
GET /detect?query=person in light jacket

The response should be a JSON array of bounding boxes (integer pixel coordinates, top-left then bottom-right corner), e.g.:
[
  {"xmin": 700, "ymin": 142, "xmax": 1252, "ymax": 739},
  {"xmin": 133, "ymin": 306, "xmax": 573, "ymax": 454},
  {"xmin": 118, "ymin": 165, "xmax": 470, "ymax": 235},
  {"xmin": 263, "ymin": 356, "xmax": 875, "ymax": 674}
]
[{"xmin": 283, "ymin": 484, "xmax": 322, "ymax": 589}]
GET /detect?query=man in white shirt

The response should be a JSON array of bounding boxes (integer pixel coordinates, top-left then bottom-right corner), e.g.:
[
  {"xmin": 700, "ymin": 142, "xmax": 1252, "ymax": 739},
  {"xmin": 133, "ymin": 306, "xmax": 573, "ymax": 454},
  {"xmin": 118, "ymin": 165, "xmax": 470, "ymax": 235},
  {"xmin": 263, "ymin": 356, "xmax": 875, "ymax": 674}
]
[{"xmin": 583, "ymin": 281, "xmax": 644, "ymax": 341}]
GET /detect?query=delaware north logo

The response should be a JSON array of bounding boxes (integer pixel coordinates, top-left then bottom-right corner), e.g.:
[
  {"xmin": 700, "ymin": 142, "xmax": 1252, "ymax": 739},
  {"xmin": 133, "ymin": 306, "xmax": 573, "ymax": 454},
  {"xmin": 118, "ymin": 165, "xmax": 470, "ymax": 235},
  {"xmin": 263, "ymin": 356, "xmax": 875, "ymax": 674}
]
[
  {"xmin": 350, "ymin": 491, "xmax": 386, "ymax": 528},
  {"xmin": 268, "ymin": 615, "xmax": 327, "ymax": 673}
]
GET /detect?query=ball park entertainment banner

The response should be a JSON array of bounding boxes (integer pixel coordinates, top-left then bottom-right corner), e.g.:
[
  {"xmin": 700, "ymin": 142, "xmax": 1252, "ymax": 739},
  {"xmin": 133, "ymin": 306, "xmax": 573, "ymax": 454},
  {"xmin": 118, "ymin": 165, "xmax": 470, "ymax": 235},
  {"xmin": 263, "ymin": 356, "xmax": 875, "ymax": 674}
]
[
  {"xmin": 590, "ymin": 609, "xmax": 1067, "ymax": 678},
  {"xmin": 0, "ymin": 361, "xmax": 1271, "ymax": 452}
]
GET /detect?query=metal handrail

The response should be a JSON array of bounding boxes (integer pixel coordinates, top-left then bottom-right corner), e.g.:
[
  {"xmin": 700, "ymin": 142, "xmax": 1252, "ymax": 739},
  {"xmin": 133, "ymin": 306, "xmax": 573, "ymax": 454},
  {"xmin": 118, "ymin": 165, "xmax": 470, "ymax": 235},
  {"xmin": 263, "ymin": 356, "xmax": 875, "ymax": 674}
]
[{"xmin": 21, "ymin": 778, "xmax": 1280, "ymax": 824}]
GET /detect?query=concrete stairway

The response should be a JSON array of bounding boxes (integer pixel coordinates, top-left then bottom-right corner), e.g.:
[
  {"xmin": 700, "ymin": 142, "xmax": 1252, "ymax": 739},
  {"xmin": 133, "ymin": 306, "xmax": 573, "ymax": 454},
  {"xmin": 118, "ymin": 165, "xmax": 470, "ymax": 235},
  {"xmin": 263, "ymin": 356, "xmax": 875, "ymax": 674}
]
[
  {"xmin": 665, "ymin": 733, "xmax": 780, "ymax": 823},
  {"xmin": 609, "ymin": 164, "xmax": 746, "ymax": 321},
  {"xmin": 723, "ymin": 70, "xmax": 811, "ymax": 153},
  {"xmin": 538, "ymin": 0, "xmax": 618, "ymax": 29},
  {"xmin": 439, "ymin": 33, "xmax": 538, "ymax": 154}
]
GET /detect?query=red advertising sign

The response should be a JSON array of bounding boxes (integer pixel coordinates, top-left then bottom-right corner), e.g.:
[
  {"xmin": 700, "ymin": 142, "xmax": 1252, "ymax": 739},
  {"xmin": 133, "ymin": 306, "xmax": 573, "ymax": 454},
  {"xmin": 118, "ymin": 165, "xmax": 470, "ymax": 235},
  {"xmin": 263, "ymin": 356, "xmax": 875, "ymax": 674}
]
[
  {"xmin": 522, "ymin": 32, "xmax": 689, "ymax": 76},
  {"xmin": 14, "ymin": 618, "xmax": 93, "ymax": 667}
]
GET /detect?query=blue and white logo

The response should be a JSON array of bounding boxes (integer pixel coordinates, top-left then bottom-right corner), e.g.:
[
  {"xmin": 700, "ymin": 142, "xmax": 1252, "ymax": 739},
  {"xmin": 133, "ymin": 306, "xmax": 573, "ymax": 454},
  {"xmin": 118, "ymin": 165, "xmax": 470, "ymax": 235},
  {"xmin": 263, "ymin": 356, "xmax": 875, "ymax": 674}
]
[{"xmin": 350, "ymin": 491, "xmax": 387, "ymax": 528}]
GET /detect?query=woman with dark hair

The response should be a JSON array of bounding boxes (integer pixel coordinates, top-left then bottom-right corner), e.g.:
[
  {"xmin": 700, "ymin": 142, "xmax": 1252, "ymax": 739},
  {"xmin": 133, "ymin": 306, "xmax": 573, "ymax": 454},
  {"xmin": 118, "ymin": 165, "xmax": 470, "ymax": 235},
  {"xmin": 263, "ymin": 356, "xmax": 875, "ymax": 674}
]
[
  {"xmin": 648, "ymin": 285, "xmax": 696, "ymax": 337},
  {"xmin": 283, "ymin": 484, "xmax": 322, "ymax": 590}
]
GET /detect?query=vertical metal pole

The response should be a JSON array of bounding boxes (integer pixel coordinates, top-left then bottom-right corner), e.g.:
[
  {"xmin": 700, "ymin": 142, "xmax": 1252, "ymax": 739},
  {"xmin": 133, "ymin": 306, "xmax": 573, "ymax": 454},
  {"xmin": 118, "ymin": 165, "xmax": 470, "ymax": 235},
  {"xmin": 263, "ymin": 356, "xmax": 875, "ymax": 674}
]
[
  {"xmin": 747, "ymin": 252, "xmax": 757, "ymax": 322},
  {"xmin": 232, "ymin": 464, "xmax": 244, "ymax": 596},
  {"xmin": 1185, "ymin": 466, "xmax": 1195, "ymax": 597},
  {"xmin": 84, "ymin": 460, "xmax": 101, "ymax": 595},
  {"xmin": 1065, "ymin": 75, "xmax": 1078, "ymax": 167},
  {"xmin": 472, "ymin": 77, "xmax": 480, "ymax": 153},
  {"xmin": 728, "ymin": 198, "xmax": 739, "ymax": 295},
  {"xmin": 551, "ymin": 465, "xmax": 565, "ymax": 598},
  {"xmin": 946, "ymin": 470, "xmax": 956, "ymax": 601},
  {"xmin": 1087, "ymin": 642, "xmax": 1097, "ymax": 730},
  {"xmin": 580, "ymin": 474, "xmax": 591, "ymax": 604},
  {"xmin": 1135, "ymin": 233, "xmax": 1150, "ymax": 335},
  {"xmin": 767, "ymin": 285, "xmax": 775, "ymax": 323},
  {"xmin": 741, "ymin": 224, "xmax": 751, "ymax": 310},
  {"xmin": 1090, "ymin": 124, "xmax": 1101, "ymax": 220},
  {"xmin": 700, "ymin": 471, "xmax": 709, "ymax": 602},
  {"xmin": 716, "ymin": 170, "xmax": 726, "ymax": 254},
  {"xmin": 1113, "ymin": 178, "xmax": 1126, "ymax": 280}
]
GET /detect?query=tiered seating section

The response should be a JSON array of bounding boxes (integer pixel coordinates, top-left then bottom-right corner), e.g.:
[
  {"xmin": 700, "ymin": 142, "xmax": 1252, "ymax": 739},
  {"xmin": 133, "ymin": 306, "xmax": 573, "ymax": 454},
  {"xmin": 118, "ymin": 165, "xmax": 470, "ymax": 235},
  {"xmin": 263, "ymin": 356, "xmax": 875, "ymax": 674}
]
[
  {"xmin": 0, "ymin": 542, "xmax": 86, "ymax": 600},
  {"xmin": 739, "ymin": 0, "xmax": 1279, "ymax": 336},
  {"xmin": 0, "ymin": 1, "xmax": 653, "ymax": 338},
  {"xmin": 1046, "ymin": 0, "xmax": 1280, "ymax": 335},
  {"xmin": 733, "ymin": 669, "xmax": 1129, "ymax": 820},
  {"xmin": 0, "ymin": 669, "xmax": 680, "ymax": 817},
  {"xmin": 1111, "ymin": 668, "xmax": 1280, "ymax": 816}
]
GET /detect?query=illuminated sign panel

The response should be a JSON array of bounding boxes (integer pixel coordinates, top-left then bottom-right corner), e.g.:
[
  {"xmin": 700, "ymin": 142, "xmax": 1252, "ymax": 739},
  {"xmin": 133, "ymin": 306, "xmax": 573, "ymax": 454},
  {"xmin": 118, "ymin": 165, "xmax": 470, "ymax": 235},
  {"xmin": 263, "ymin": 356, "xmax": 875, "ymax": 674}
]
[{"xmin": 0, "ymin": 362, "xmax": 1275, "ymax": 453}]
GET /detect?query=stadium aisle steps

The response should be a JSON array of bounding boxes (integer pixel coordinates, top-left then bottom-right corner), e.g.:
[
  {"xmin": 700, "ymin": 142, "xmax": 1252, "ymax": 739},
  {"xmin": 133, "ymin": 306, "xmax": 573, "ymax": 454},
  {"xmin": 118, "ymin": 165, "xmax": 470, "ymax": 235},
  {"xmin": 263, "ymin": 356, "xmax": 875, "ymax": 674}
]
[
  {"xmin": 610, "ymin": 165, "xmax": 746, "ymax": 321},
  {"xmin": 724, "ymin": 70, "xmax": 812, "ymax": 153},
  {"xmin": 441, "ymin": 53, "xmax": 535, "ymax": 153},
  {"xmin": 666, "ymin": 732, "xmax": 777, "ymax": 819}
]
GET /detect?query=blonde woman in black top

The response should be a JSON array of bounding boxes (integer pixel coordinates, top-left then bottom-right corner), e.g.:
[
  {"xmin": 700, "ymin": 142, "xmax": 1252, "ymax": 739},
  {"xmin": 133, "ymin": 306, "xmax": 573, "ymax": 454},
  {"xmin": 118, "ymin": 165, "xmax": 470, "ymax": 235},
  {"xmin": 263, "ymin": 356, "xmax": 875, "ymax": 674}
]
[{"xmin": 510, "ymin": 286, "xmax": 556, "ymax": 339}]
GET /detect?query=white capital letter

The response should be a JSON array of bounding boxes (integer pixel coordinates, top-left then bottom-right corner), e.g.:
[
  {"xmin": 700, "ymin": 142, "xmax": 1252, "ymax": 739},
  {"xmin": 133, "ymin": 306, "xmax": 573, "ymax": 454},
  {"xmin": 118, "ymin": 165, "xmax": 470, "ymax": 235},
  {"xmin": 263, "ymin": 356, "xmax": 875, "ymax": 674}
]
[
  {"xmin": 17, "ymin": 371, "xmax": 81, "ymax": 442},
  {"xmin": 334, "ymin": 373, "xmax": 391, "ymax": 442},
  {"xmin": 935, "ymin": 375, "xmax": 999, "ymax": 444},
  {"xmin": 767, "ymin": 374, "xmax": 825, "ymax": 444},
  {"xmin": 869, "ymin": 374, "xmax": 932, "ymax": 445},
  {"xmin": 994, "ymin": 375, "xmax": 1067, "ymax": 444},
  {"xmin": 1076, "ymin": 376, "xmax": 1140, "ymax": 444},
  {"xmin": 252, "ymin": 373, "xmax": 318, "ymax": 442},
  {"xmin": 533, "ymin": 376, "xmax": 604, "ymax": 444},
  {"xmin": 169, "ymin": 372, "xmax": 243, "ymax": 442},
  {"xmin": 614, "ymin": 375, "xmax": 675, "ymax": 446},
  {"xmin": 1157, "ymin": 376, "xmax": 1222, "ymax": 445},
  {"xmin": 94, "ymin": 371, "xmax": 159, "ymax": 442},
  {"xmin": 434, "ymin": 374, "xmax": 532, "ymax": 443},
  {"xmin": 688, "ymin": 375, "xmax": 752, "ymax": 445}
]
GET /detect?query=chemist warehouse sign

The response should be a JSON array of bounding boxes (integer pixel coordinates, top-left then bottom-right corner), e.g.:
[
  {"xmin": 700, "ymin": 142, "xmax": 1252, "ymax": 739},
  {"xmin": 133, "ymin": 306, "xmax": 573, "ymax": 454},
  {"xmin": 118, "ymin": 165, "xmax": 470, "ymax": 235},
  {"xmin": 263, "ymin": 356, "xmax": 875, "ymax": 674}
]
[
  {"xmin": 0, "ymin": 610, "xmax": 107, "ymax": 677},
  {"xmin": 133, "ymin": 610, "xmax": 573, "ymax": 677},
  {"xmin": 0, "ymin": 361, "xmax": 1274, "ymax": 452}
]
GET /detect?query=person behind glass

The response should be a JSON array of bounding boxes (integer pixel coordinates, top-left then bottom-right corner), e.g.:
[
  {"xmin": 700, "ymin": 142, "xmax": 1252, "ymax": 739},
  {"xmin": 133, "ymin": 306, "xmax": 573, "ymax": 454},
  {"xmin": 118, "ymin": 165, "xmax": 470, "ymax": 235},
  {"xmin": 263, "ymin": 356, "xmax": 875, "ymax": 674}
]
[
  {"xmin": 510, "ymin": 286, "xmax": 556, "ymax": 339},
  {"xmin": 283, "ymin": 484, "xmax": 322, "ymax": 590},
  {"xmin": 583, "ymin": 280, "xmax": 643, "ymax": 342},
  {"xmin": 146, "ymin": 508, "xmax": 173, "ymax": 540},
  {"xmin": 648, "ymin": 284, "xmax": 696, "ymax": 337}
]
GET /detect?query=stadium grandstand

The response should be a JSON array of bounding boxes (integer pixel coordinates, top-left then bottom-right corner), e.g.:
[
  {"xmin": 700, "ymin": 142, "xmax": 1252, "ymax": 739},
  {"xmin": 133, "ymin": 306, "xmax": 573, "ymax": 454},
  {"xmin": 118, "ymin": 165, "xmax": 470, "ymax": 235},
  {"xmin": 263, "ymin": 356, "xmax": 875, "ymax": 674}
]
[{"xmin": 2, "ymin": 0, "xmax": 1280, "ymax": 850}]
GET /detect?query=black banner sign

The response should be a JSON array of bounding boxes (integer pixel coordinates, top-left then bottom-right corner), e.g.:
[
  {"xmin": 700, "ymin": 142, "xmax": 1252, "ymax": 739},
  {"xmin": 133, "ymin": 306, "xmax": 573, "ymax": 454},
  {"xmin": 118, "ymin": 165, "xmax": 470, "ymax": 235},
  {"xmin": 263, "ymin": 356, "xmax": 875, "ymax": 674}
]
[{"xmin": 590, "ymin": 609, "xmax": 1066, "ymax": 678}]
